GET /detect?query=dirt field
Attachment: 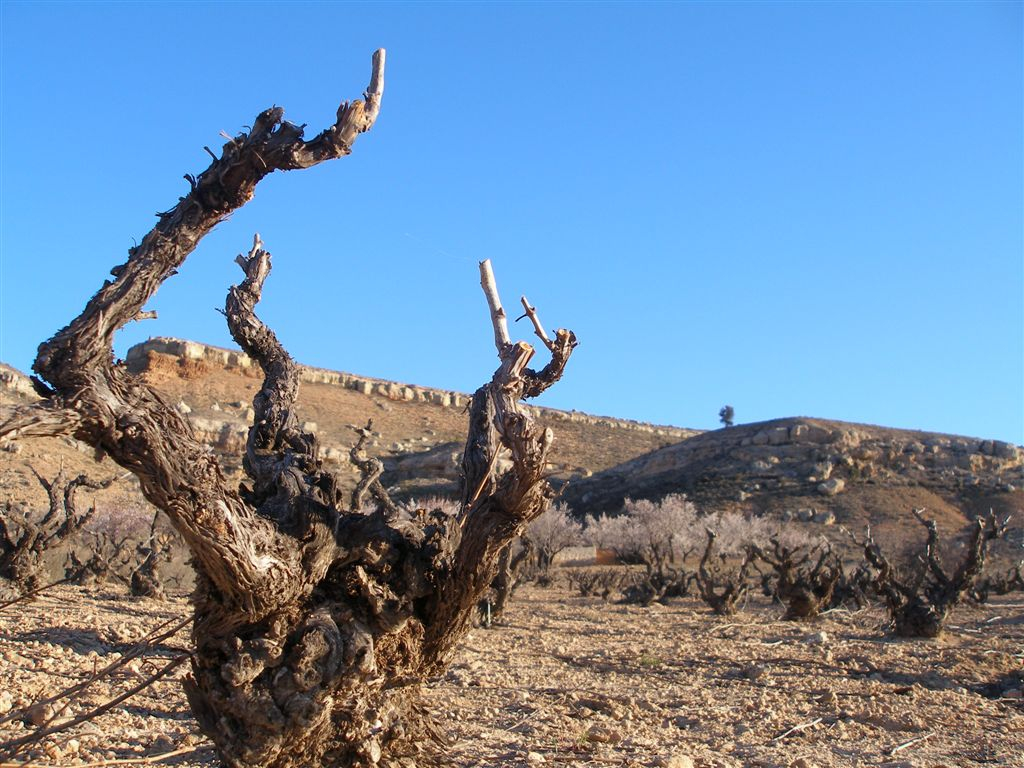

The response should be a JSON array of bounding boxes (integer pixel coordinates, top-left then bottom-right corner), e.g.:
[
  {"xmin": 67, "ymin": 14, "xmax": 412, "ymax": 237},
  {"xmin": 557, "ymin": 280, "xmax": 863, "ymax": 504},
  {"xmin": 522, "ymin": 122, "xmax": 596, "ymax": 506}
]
[{"xmin": 0, "ymin": 582, "xmax": 1021, "ymax": 768}]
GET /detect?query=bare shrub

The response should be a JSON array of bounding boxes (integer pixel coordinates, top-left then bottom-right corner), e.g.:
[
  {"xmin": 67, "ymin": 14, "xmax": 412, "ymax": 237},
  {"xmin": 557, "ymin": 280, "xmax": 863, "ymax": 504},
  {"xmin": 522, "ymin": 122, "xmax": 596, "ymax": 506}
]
[
  {"xmin": 479, "ymin": 539, "xmax": 534, "ymax": 626},
  {"xmin": 585, "ymin": 499, "xmax": 787, "ymax": 610},
  {"xmin": 689, "ymin": 512, "xmax": 790, "ymax": 615},
  {"xmin": 64, "ymin": 510, "xmax": 182, "ymax": 598},
  {"xmin": 701, "ymin": 510, "xmax": 777, "ymax": 556},
  {"xmin": 128, "ymin": 513, "xmax": 175, "ymax": 600},
  {"xmin": 587, "ymin": 494, "xmax": 700, "ymax": 606},
  {"xmin": 565, "ymin": 568, "xmax": 624, "ymax": 600},
  {"xmin": 524, "ymin": 503, "xmax": 583, "ymax": 581},
  {"xmin": 0, "ymin": 468, "xmax": 116, "ymax": 593},
  {"xmin": 847, "ymin": 509, "xmax": 1009, "ymax": 637},
  {"xmin": 400, "ymin": 495, "xmax": 461, "ymax": 519},
  {"xmin": 63, "ymin": 531, "xmax": 132, "ymax": 587},
  {"xmin": 970, "ymin": 560, "xmax": 1024, "ymax": 603},
  {"xmin": 693, "ymin": 528, "xmax": 756, "ymax": 616},
  {"xmin": 752, "ymin": 537, "xmax": 841, "ymax": 620},
  {"xmin": 827, "ymin": 560, "xmax": 876, "ymax": 610},
  {"xmin": 63, "ymin": 502, "xmax": 158, "ymax": 588}
]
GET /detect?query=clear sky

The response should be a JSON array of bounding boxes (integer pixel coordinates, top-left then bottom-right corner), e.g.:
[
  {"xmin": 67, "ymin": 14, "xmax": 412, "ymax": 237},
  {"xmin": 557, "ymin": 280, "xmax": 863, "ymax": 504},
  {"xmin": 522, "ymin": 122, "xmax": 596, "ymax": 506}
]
[{"xmin": 1, "ymin": 1, "xmax": 1021, "ymax": 444}]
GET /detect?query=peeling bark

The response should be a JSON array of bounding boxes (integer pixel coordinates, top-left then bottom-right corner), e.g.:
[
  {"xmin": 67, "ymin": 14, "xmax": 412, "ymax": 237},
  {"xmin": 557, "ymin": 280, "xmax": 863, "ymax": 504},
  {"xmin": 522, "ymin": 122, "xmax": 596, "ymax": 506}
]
[{"xmin": 3, "ymin": 49, "xmax": 576, "ymax": 767}]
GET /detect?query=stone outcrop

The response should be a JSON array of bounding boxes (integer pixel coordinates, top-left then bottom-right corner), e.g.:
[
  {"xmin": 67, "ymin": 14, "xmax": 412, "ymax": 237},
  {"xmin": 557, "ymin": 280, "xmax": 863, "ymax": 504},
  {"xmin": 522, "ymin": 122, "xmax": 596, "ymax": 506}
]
[
  {"xmin": 0, "ymin": 364, "xmax": 36, "ymax": 399},
  {"xmin": 112, "ymin": 338, "xmax": 701, "ymax": 496},
  {"xmin": 3, "ymin": 341, "xmax": 695, "ymax": 505},
  {"xmin": 561, "ymin": 417, "xmax": 1024, "ymax": 518},
  {"xmin": 382, "ymin": 441, "xmax": 462, "ymax": 482},
  {"xmin": 124, "ymin": 338, "xmax": 696, "ymax": 441},
  {"xmin": 6, "ymin": 345, "xmax": 1020, "ymax": 535}
]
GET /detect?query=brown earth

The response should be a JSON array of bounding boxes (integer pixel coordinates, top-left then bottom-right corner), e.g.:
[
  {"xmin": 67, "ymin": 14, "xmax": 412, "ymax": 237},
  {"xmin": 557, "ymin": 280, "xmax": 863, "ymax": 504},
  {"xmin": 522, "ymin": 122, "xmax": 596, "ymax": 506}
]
[
  {"xmin": 3, "ymin": 343, "xmax": 1021, "ymax": 767},
  {"xmin": 0, "ymin": 582, "xmax": 1021, "ymax": 767},
  {"xmin": 128, "ymin": 347, "xmax": 689, "ymax": 485}
]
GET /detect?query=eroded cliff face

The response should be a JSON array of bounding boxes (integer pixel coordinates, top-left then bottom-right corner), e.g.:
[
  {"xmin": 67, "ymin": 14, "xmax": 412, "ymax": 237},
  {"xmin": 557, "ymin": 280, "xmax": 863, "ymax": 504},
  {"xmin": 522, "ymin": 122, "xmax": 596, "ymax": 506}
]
[{"xmin": 124, "ymin": 337, "xmax": 696, "ymax": 439}]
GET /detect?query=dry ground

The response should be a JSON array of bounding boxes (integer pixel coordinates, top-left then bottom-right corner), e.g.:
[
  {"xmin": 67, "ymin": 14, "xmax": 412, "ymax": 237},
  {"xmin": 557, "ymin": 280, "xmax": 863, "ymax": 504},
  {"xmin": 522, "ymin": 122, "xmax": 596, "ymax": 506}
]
[{"xmin": 0, "ymin": 584, "xmax": 1021, "ymax": 768}]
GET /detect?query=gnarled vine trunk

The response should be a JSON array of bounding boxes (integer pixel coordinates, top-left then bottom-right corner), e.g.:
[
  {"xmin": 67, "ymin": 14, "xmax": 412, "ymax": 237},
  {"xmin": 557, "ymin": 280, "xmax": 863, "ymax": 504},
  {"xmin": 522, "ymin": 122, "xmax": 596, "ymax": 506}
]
[
  {"xmin": 693, "ymin": 530, "xmax": 754, "ymax": 616},
  {"xmin": 2, "ymin": 50, "xmax": 577, "ymax": 767},
  {"xmin": 849, "ymin": 509, "xmax": 1008, "ymax": 638},
  {"xmin": 128, "ymin": 514, "xmax": 173, "ymax": 600},
  {"xmin": 0, "ymin": 468, "xmax": 115, "ymax": 594},
  {"xmin": 751, "ymin": 539, "xmax": 840, "ymax": 620}
]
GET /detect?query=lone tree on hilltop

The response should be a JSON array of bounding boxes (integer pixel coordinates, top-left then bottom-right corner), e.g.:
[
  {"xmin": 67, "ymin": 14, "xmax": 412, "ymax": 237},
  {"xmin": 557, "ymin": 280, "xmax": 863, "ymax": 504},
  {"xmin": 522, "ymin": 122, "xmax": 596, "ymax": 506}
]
[
  {"xmin": 1, "ymin": 49, "xmax": 578, "ymax": 767},
  {"xmin": 719, "ymin": 405, "xmax": 734, "ymax": 427}
]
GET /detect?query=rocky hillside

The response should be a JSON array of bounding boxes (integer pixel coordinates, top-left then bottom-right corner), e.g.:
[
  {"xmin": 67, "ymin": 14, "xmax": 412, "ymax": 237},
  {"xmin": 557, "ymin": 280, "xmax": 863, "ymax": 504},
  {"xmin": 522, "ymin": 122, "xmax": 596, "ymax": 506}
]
[
  {"xmin": 561, "ymin": 416, "xmax": 1023, "ymax": 545},
  {"xmin": 0, "ymin": 338, "xmax": 694, "ymax": 512},
  {"xmin": 3, "ymin": 340, "xmax": 1021, "ymax": 550}
]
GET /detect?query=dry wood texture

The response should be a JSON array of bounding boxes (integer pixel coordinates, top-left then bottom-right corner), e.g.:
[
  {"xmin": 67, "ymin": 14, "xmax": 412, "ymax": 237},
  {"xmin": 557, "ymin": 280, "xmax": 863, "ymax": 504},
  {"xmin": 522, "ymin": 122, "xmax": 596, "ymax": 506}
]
[{"xmin": 1, "ymin": 49, "xmax": 576, "ymax": 767}]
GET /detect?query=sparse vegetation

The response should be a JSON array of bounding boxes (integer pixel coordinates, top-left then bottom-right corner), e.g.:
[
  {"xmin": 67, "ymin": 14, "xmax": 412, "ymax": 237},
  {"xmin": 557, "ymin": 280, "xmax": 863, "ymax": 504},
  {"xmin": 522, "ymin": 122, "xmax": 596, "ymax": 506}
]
[
  {"xmin": 587, "ymin": 494, "xmax": 700, "ymax": 606},
  {"xmin": 524, "ymin": 503, "xmax": 583, "ymax": 581},
  {"xmin": 483, "ymin": 539, "xmax": 535, "ymax": 624},
  {"xmin": 751, "ymin": 537, "xmax": 841, "ymax": 620},
  {"xmin": 127, "ymin": 513, "xmax": 175, "ymax": 600},
  {"xmin": 971, "ymin": 560, "xmax": 1024, "ymax": 603},
  {"xmin": 564, "ymin": 567, "xmax": 623, "ymax": 600},
  {"xmin": 693, "ymin": 528, "xmax": 756, "ymax": 616}
]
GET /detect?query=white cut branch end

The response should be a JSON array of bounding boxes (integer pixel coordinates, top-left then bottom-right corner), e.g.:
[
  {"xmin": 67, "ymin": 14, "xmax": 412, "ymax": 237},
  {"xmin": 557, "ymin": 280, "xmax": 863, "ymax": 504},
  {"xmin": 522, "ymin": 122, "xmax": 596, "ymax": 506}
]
[{"xmin": 479, "ymin": 259, "xmax": 511, "ymax": 353}]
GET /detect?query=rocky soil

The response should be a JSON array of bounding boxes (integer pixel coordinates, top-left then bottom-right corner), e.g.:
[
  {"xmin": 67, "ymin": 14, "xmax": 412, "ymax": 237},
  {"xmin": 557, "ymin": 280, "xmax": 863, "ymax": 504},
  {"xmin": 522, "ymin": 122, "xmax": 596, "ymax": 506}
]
[{"xmin": 0, "ymin": 583, "xmax": 1021, "ymax": 767}]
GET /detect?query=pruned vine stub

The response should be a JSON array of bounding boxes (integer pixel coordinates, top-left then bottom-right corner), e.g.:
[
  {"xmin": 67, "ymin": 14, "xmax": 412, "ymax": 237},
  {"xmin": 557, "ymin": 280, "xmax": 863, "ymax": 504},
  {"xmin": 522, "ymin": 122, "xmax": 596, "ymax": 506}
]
[{"xmin": 1, "ymin": 48, "xmax": 576, "ymax": 768}]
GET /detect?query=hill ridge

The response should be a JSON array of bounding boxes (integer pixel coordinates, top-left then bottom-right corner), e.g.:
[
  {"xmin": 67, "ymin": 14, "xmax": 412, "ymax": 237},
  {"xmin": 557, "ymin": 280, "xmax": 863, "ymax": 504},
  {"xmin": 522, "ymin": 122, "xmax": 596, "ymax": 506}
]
[
  {"xmin": 2, "ymin": 349, "xmax": 1021, "ymax": 549},
  {"xmin": 124, "ymin": 337, "xmax": 698, "ymax": 441},
  {"xmin": 560, "ymin": 414, "xmax": 1023, "ymax": 533}
]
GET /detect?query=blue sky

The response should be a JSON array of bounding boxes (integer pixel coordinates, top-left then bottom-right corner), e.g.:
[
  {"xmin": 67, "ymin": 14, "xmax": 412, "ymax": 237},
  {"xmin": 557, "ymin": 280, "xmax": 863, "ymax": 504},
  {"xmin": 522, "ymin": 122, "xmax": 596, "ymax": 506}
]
[{"xmin": 1, "ymin": 1, "xmax": 1021, "ymax": 444}]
